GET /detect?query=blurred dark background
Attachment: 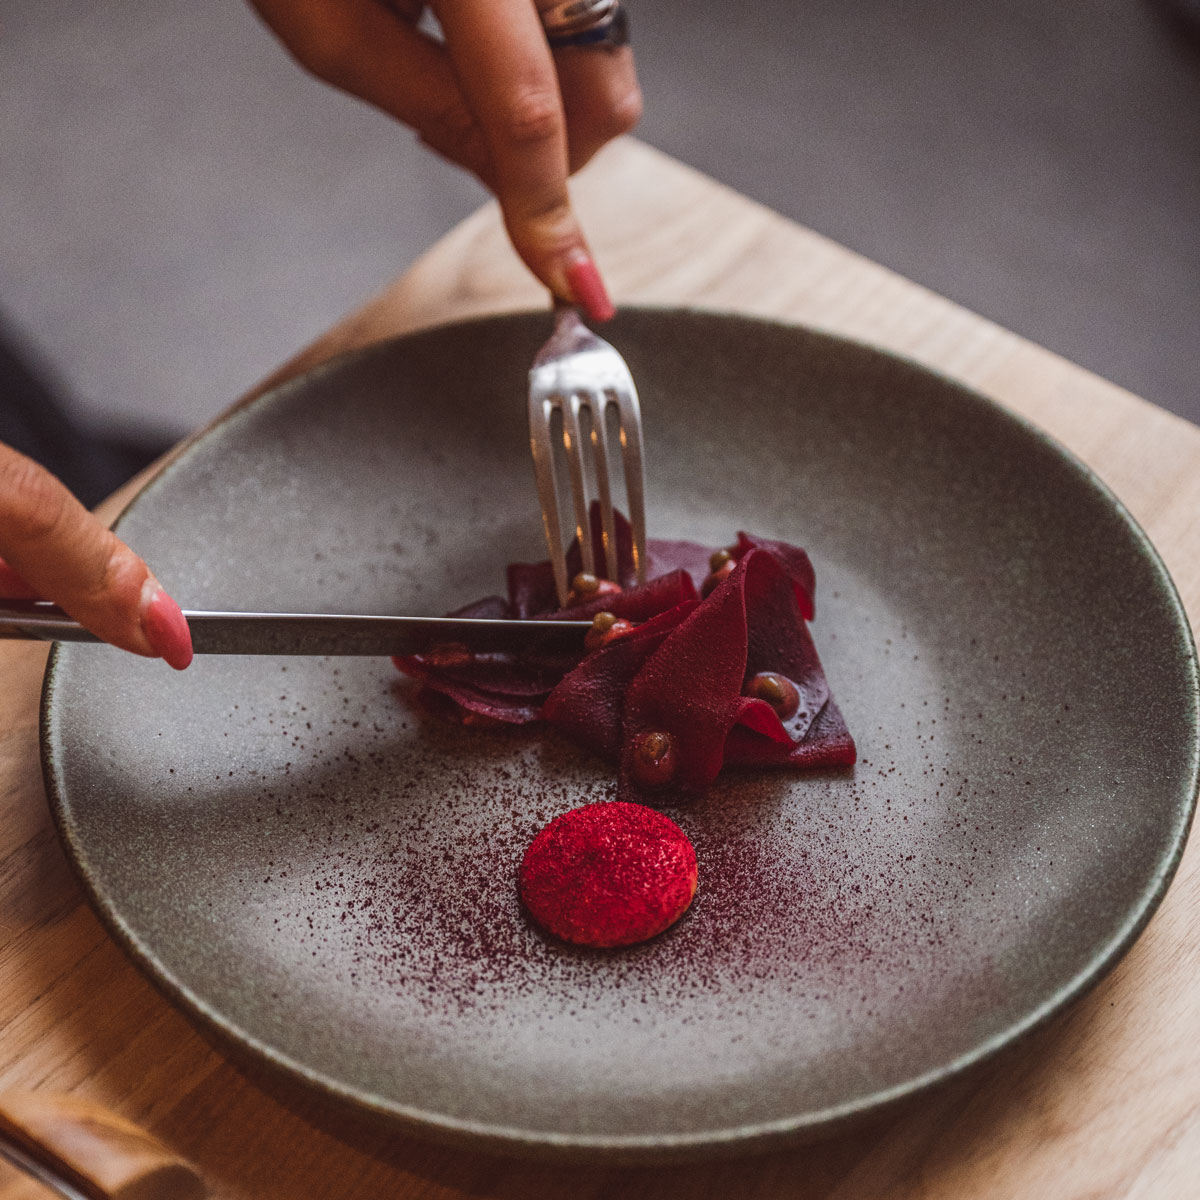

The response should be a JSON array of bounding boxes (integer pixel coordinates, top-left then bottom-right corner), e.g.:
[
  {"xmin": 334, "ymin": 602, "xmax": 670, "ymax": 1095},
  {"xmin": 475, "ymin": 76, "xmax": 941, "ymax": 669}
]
[{"xmin": 2, "ymin": 0, "xmax": 1198, "ymax": 504}]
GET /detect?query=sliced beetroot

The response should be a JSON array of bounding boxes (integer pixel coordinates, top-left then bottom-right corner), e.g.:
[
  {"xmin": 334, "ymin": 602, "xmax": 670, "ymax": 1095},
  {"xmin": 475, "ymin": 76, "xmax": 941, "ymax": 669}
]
[
  {"xmin": 398, "ymin": 568, "xmax": 697, "ymax": 721},
  {"xmin": 644, "ymin": 538, "xmax": 717, "ymax": 592},
  {"xmin": 408, "ymin": 669, "xmax": 545, "ymax": 724},
  {"xmin": 543, "ymin": 602, "xmax": 696, "ymax": 758},
  {"xmin": 393, "ymin": 587, "xmax": 560, "ymax": 717},
  {"xmin": 740, "ymin": 554, "xmax": 829, "ymax": 743},
  {"xmin": 542, "ymin": 568, "xmax": 697, "ymax": 623},
  {"xmin": 618, "ymin": 553, "xmax": 763, "ymax": 801},
  {"xmin": 428, "ymin": 655, "xmax": 570, "ymax": 698},
  {"xmin": 506, "ymin": 559, "xmax": 557, "ymax": 620},
  {"xmin": 507, "ymin": 508, "xmax": 635, "ymax": 618},
  {"xmin": 617, "ymin": 547, "xmax": 853, "ymax": 802},
  {"xmin": 510, "ymin": 508, "xmax": 698, "ymax": 619},
  {"xmin": 724, "ymin": 697, "xmax": 857, "ymax": 768},
  {"xmin": 448, "ymin": 594, "xmax": 512, "ymax": 621},
  {"xmin": 395, "ymin": 515, "xmax": 854, "ymax": 797},
  {"xmin": 735, "ymin": 531, "xmax": 815, "ymax": 620},
  {"xmin": 565, "ymin": 505, "xmax": 640, "ymax": 590}
]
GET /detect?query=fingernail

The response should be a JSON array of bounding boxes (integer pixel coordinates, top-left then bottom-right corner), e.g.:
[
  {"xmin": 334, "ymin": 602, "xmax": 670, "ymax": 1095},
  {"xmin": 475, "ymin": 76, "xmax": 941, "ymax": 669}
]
[
  {"xmin": 565, "ymin": 254, "xmax": 616, "ymax": 323},
  {"xmin": 142, "ymin": 582, "xmax": 193, "ymax": 670}
]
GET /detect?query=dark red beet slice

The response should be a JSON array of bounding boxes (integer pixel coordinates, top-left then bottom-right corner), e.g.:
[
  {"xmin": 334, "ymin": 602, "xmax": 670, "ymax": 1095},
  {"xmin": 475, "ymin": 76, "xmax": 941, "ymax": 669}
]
[
  {"xmin": 447, "ymin": 595, "xmax": 512, "ymax": 621},
  {"xmin": 619, "ymin": 553, "xmax": 762, "ymax": 800},
  {"xmin": 509, "ymin": 507, "xmax": 641, "ymax": 621},
  {"xmin": 543, "ymin": 602, "xmax": 696, "ymax": 757},
  {"xmin": 397, "ymin": 570, "xmax": 698, "ymax": 725},
  {"xmin": 401, "ymin": 667, "xmax": 545, "ymax": 724},
  {"xmin": 644, "ymin": 538, "xmax": 716, "ymax": 592},
  {"xmin": 395, "ymin": 584, "xmax": 552, "ymax": 721},
  {"xmin": 519, "ymin": 801, "xmax": 698, "ymax": 947},
  {"xmin": 506, "ymin": 559, "xmax": 558, "ymax": 621},
  {"xmin": 740, "ymin": 550, "xmax": 829, "ymax": 743},
  {"xmin": 734, "ymin": 531, "xmax": 816, "ymax": 620},
  {"xmin": 542, "ymin": 568, "xmax": 697, "ymax": 622},
  {"xmin": 724, "ymin": 696, "xmax": 857, "ymax": 768},
  {"xmin": 394, "ymin": 505, "xmax": 855, "ymax": 792},
  {"xmin": 617, "ymin": 548, "xmax": 853, "ymax": 801},
  {"xmin": 564, "ymin": 506, "xmax": 640, "ymax": 591}
]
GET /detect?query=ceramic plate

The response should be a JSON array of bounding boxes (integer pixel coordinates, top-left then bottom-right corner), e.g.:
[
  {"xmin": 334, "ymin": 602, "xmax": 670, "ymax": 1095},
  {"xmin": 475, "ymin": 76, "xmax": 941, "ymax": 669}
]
[{"xmin": 42, "ymin": 311, "xmax": 1199, "ymax": 1161}]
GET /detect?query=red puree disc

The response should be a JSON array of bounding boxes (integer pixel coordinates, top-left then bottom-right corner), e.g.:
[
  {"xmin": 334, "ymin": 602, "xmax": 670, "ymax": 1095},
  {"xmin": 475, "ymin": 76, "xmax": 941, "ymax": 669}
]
[{"xmin": 519, "ymin": 802, "xmax": 698, "ymax": 948}]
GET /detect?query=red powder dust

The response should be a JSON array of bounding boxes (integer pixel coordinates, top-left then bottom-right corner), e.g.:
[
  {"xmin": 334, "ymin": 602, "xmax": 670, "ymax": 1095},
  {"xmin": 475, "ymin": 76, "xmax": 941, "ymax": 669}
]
[{"xmin": 519, "ymin": 802, "xmax": 699, "ymax": 948}]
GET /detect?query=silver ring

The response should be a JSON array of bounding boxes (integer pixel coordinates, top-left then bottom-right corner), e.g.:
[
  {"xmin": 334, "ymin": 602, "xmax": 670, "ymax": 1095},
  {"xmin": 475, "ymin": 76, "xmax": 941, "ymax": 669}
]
[
  {"xmin": 541, "ymin": 0, "xmax": 616, "ymax": 34},
  {"xmin": 541, "ymin": 0, "xmax": 629, "ymax": 48}
]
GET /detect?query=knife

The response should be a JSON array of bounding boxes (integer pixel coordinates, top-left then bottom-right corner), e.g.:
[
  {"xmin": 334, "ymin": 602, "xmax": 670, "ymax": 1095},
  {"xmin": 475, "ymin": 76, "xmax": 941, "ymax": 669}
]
[
  {"xmin": 0, "ymin": 1090, "xmax": 205, "ymax": 1200},
  {"xmin": 0, "ymin": 599, "xmax": 590, "ymax": 657}
]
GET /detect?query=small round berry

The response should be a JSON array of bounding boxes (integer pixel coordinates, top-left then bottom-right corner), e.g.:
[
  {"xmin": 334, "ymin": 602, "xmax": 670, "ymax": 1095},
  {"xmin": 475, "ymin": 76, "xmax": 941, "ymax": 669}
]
[
  {"xmin": 519, "ymin": 801, "xmax": 698, "ymax": 947},
  {"xmin": 584, "ymin": 611, "xmax": 636, "ymax": 651},
  {"xmin": 631, "ymin": 730, "xmax": 678, "ymax": 788},
  {"xmin": 701, "ymin": 558, "xmax": 736, "ymax": 597},
  {"xmin": 709, "ymin": 548, "xmax": 734, "ymax": 573},
  {"xmin": 747, "ymin": 671, "xmax": 801, "ymax": 720},
  {"xmin": 568, "ymin": 571, "xmax": 623, "ymax": 607},
  {"xmin": 571, "ymin": 571, "xmax": 601, "ymax": 597},
  {"xmin": 588, "ymin": 610, "xmax": 618, "ymax": 636}
]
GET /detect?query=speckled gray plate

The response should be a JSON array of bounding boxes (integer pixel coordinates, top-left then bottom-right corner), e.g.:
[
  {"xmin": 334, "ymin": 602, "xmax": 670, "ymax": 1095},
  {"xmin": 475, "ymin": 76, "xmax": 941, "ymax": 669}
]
[{"xmin": 42, "ymin": 310, "xmax": 1199, "ymax": 1162}]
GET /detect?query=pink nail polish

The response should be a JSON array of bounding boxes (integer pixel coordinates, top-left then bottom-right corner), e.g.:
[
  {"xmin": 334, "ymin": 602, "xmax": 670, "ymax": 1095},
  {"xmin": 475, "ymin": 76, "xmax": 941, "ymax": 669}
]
[
  {"xmin": 143, "ymin": 586, "xmax": 193, "ymax": 670},
  {"xmin": 565, "ymin": 256, "xmax": 616, "ymax": 323}
]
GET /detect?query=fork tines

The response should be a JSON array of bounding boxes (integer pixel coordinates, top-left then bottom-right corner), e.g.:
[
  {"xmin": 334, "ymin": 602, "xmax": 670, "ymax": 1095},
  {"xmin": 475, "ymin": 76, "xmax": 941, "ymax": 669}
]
[{"xmin": 529, "ymin": 306, "xmax": 647, "ymax": 609}]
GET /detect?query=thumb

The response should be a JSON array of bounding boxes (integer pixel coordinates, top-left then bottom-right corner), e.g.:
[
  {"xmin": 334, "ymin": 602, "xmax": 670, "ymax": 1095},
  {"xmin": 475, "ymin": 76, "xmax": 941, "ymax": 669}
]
[{"xmin": 0, "ymin": 445, "xmax": 192, "ymax": 669}]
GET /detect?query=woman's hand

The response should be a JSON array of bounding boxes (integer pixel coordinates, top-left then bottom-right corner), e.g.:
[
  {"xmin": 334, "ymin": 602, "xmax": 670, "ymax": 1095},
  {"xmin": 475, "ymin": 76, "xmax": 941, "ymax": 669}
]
[
  {"xmin": 0, "ymin": 443, "xmax": 193, "ymax": 669},
  {"xmin": 247, "ymin": 0, "xmax": 641, "ymax": 321}
]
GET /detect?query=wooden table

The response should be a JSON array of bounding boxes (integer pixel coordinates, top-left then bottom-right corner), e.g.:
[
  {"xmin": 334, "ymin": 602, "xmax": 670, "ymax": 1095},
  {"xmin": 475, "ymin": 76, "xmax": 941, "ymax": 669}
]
[{"xmin": 2, "ymin": 139, "xmax": 1198, "ymax": 1199}]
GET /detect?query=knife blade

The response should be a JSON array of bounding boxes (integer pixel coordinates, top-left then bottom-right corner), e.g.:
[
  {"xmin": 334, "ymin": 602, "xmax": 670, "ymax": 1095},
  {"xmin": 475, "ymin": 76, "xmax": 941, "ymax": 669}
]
[{"xmin": 0, "ymin": 599, "xmax": 590, "ymax": 657}]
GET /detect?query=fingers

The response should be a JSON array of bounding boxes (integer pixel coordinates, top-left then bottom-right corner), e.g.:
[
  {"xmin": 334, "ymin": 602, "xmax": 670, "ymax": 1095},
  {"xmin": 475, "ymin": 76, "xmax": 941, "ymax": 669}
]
[
  {"xmin": 248, "ymin": 0, "xmax": 630, "ymax": 317},
  {"xmin": 557, "ymin": 48, "xmax": 641, "ymax": 173},
  {"xmin": 0, "ymin": 444, "xmax": 192, "ymax": 669},
  {"xmin": 0, "ymin": 559, "xmax": 38, "ymax": 598},
  {"xmin": 430, "ymin": 0, "xmax": 613, "ymax": 316},
  {"xmin": 537, "ymin": 3, "xmax": 642, "ymax": 173},
  {"xmin": 248, "ymin": 0, "xmax": 493, "ymax": 180}
]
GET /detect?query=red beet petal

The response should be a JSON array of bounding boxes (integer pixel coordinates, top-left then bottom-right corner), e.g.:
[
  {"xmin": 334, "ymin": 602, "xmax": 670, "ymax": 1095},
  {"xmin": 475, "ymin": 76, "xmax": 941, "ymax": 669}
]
[
  {"xmin": 644, "ymin": 537, "xmax": 718, "ymax": 592},
  {"xmin": 740, "ymin": 551, "xmax": 830, "ymax": 743},
  {"xmin": 735, "ymin": 531, "xmax": 816, "ymax": 619},
  {"xmin": 543, "ymin": 568, "xmax": 697, "ymax": 623},
  {"xmin": 724, "ymin": 696, "xmax": 858, "ymax": 768},
  {"xmin": 395, "ymin": 513, "xmax": 854, "ymax": 788},
  {"xmin": 408, "ymin": 672, "xmax": 544, "ymax": 724},
  {"xmin": 619, "ymin": 553, "xmax": 761, "ymax": 801},
  {"xmin": 544, "ymin": 602, "xmax": 696, "ymax": 757}
]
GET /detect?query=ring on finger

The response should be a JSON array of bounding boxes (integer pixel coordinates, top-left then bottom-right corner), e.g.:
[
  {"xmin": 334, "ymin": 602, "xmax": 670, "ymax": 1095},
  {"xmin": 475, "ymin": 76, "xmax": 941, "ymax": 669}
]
[{"xmin": 540, "ymin": 0, "xmax": 630, "ymax": 49}]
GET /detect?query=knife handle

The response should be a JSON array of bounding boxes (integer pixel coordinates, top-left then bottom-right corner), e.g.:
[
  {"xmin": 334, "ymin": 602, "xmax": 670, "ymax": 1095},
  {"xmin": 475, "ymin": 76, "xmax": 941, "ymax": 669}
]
[
  {"xmin": 0, "ymin": 1093, "xmax": 205, "ymax": 1200},
  {"xmin": 0, "ymin": 1161, "xmax": 57, "ymax": 1200}
]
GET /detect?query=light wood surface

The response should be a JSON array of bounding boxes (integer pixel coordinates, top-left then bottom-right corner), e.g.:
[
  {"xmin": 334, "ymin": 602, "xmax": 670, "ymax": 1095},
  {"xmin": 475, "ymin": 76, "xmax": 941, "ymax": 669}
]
[{"xmin": 2, "ymin": 139, "xmax": 1197, "ymax": 1199}]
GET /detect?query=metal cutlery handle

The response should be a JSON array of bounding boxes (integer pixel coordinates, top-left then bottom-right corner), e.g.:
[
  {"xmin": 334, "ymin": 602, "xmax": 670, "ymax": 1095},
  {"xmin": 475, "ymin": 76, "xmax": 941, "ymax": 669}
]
[
  {"xmin": 0, "ymin": 1092, "xmax": 204, "ymax": 1200},
  {"xmin": 0, "ymin": 600, "xmax": 589, "ymax": 657}
]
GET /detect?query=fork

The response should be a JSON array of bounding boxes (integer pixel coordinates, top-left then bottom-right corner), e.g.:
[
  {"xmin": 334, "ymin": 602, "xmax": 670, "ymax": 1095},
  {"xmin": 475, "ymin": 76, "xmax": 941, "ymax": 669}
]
[{"xmin": 528, "ymin": 303, "xmax": 647, "ymax": 607}]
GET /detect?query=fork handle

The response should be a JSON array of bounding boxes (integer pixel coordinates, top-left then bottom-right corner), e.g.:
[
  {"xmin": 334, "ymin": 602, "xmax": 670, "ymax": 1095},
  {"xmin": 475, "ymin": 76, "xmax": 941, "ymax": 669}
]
[{"xmin": 552, "ymin": 299, "xmax": 585, "ymax": 335}]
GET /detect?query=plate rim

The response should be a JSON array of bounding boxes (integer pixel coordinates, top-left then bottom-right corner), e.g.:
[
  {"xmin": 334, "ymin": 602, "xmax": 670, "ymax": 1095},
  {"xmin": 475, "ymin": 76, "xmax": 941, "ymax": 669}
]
[{"xmin": 40, "ymin": 307, "xmax": 1200, "ymax": 1159}]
